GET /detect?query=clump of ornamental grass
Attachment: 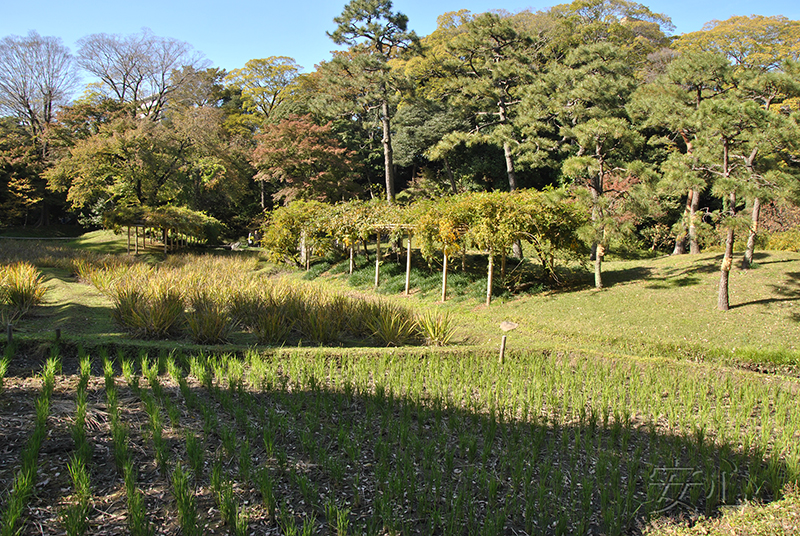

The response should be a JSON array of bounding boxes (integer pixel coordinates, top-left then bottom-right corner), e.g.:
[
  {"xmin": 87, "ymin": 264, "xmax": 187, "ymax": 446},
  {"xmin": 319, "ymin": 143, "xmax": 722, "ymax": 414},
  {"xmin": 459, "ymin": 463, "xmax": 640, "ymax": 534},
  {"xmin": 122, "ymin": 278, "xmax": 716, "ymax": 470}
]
[
  {"xmin": 367, "ymin": 300, "xmax": 419, "ymax": 346},
  {"xmin": 108, "ymin": 271, "xmax": 184, "ymax": 339},
  {"xmin": 185, "ymin": 290, "xmax": 232, "ymax": 344},
  {"xmin": 415, "ymin": 311, "xmax": 457, "ymax": 346},
  {"xmin": 0, "ymin": 261, "xmax": 48, "ymax": 320}
]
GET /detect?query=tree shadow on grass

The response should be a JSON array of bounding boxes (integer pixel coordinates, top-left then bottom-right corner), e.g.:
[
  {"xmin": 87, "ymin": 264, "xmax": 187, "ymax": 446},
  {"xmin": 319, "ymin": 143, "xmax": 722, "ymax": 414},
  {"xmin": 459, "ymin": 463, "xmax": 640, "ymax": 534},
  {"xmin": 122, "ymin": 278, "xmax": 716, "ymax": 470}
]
[{"xmin": 731, "ymin": 272, "xmax": 800, "ymax": 311}]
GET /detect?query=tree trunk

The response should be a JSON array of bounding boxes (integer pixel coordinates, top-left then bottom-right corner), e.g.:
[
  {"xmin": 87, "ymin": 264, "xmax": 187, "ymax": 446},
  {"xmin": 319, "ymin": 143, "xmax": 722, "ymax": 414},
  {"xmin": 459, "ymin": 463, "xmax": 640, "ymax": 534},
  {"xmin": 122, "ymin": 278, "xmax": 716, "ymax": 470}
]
[
  {"xmin": 742, "ymin": 197, "xmax": 761, "ymax": 269},
  {"xmin": 718, "ymin": 227, "xmax": 734, "ymax": 311},
  {"xmin": 672, "ymin": 191, "xmax": 690, "ymax": 255},
  {"xmin": 260, "ymin": 181, "xmax": 266, "ymax": 210},
  {"xmin": 441, "ymin": 251, "xmax": 449, "ymax": 302},
  {"xmin": 349, "ymin": 246, "xmax": 355, "ymax": 275},
  {"xmin": 689, "ymin": 188, "xmax": 701, "ymax": 254},
  {"xmin": 594, "ymin": 243, "xmax": 604, "ymax": 289},
  {"xmin": 718, "ymin": 191, "xmax": 736, "ymax": 311},
  {"xmin": 381, "ymin": 99, "xmax": 395, "ymax": 204},
  {"xmin": 443, "ymin": 157, "xmax": 458, "ymax": 194},
  {"xmin": 127, "ymin": 226, "xmax": 131, "ymax": 255},
  {"xmin": 590, "ymin": 177, "xmax": 604, "ymax": 289},
  {"xmin": 299, "ymin": 231, "xmax": 308, "ymax": 269}
]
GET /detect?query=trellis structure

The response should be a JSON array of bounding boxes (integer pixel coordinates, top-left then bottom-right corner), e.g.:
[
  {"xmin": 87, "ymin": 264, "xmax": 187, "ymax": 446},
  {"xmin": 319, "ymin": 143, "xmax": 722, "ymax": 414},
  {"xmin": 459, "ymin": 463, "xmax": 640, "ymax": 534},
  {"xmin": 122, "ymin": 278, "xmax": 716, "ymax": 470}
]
[{"xmin": 103, "ymin": 205, "xmax": 223, "ymax": 255}]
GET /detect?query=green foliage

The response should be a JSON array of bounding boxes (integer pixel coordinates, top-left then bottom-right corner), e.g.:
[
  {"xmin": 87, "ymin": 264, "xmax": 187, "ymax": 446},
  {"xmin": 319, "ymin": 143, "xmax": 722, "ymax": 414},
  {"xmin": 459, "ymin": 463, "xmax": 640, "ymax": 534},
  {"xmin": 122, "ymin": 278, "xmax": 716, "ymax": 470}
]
[{"xmin": 766, "ymin": 229, "xmax": 800, "ymax": 252}]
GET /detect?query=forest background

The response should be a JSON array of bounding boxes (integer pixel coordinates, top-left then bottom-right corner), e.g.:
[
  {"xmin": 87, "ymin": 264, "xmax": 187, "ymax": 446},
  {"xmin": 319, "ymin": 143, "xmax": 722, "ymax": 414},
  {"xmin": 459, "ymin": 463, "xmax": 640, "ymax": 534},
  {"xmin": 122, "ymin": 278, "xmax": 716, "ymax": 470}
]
[{"xmin": 2, "ymin": 0, "xmax": 800, "ymax": 299}]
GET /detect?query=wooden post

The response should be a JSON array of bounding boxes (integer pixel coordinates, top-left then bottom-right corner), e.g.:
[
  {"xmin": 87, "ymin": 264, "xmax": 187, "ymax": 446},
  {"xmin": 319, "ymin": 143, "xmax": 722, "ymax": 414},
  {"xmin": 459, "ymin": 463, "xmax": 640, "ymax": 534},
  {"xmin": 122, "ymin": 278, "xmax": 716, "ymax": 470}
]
[
  {"xmin": 405, "ymin": 233, "xmax": 412, "ymax": 296},
  {"xmin": 134, "ymin": 226, "xmax": 139, "ymax": 255},
  {"xmin": 486, "ymin": 250, "xmax": 494, "ymax": 306},
  {"xmin": 349, "ymin": 246, "xmax": 355, "ymax": 275},
  {"xmin": 374, "ymin": 232, "xmax": 381, "ymax": 287},
  {"xmin": 499, "ymin": 335, "xmax": 507, "ymax": 364},
  {"xmin": 441, "ymin": 251, "xmax": 449, "ymax": 302},
  {"xmin": 127, "ymin": 226, "xmax": 131, "ymax": 255}
]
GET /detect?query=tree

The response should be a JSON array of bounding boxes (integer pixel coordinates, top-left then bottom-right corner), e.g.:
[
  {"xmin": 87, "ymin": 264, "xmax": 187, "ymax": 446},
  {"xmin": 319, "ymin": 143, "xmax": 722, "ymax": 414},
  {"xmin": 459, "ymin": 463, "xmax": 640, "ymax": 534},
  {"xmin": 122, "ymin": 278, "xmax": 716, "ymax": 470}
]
[
  {"xmin": 523, "ymin": 42, "xmax": 643, "ymax": 288},
  {"xmin": 0, "ymin": 31, "xmax": 78, "ymax": 225},
  {"xmin": 223, "ymin": 56, "xmax": 301, "ymax": 129},
  {"xmin": 628, "ymin": 50, "xmax": 733, "ymax": 255},
  {"xmin": 391, "ymin": 99, "xmax": 469, "ymax": 194},
  {"xmin": 676, "ymin": 16, "xmax": 800, "ymax": 267},
  {"xmin": 45, "ymin": 108, "xmax": 250, "ymax": 227},
  {"xmin": 548, "ymin": 0, "xmax": 674, "ymax": 66},
  {"xmin": 251, "ymin": 115, "xmax": 360, "ymax": 204},
  {"xmin": 76, "ymin": 29, "xmax": 208, "ymax": 119},
  {"xmin": 426, "ymin": 11, "xmax": 544, "ymax": 193},
  {"xmin": 0, "ymin": 31, "xmax": 78, "ymax": 142},
  {"xmin": 328, "ymin": 0, "xmax": 420, "ymax": 203},
  {"xmin": 0, "ymin": 118, "xmax": 44, "ymax": 226},
  {"xmin": 676, "ymin": 15, "xmax": 800, "ymax": 72}
]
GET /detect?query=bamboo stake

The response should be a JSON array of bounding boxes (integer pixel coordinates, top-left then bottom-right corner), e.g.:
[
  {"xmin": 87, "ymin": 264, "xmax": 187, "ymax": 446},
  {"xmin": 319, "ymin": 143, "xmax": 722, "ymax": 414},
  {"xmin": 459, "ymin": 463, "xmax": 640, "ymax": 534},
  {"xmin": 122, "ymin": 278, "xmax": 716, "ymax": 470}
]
[
  {"xmin": 441, "ymin": 251, "xmax": 449, "ymax": 302},
  {"xmin": 486, "ymin": 250, "xmax": 494, "ymax": 306},
  {"xmin": 374, "ymin": 233, "xmax": 381, "ymax": 287},
  {"xmin": 405, "ymin": 233, "xmax": 412, "ymax": 295}
]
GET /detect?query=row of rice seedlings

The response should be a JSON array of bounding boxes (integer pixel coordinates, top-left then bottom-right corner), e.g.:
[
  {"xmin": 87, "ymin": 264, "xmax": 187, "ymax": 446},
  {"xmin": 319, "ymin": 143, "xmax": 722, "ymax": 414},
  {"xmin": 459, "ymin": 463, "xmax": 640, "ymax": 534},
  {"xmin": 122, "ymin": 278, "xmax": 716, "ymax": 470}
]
[
  {"xmin": 62, "ymin": 352, "xmax": 94, "ymax": 536},
  {"xmin": 0, "ymin": 261, "xmax": 48, "ymax": 323},
  {"xmin": 0, "ymin": 352, "xmax": 59, "ymax": 536},
  {"xmin": 206, "ymin": 353, "xmax": 321, "ymax": 526},
  {"xmin": 229, "ymin": 353, "xmax": 371, "ymax": 530},
  {"xmin": 0, "ymin": 351, "xmax": 8, "ymax": 393},
  {"xmin": 103, "ymin": 355, "xmax": 153, "ymax": 536},
  {"xmin": 235, "ymin": 348, "xmax": 799, "ymax": 534},
  {"xmin": 177, "ymin": 354, "xmax": 257, "ymax": 533}
]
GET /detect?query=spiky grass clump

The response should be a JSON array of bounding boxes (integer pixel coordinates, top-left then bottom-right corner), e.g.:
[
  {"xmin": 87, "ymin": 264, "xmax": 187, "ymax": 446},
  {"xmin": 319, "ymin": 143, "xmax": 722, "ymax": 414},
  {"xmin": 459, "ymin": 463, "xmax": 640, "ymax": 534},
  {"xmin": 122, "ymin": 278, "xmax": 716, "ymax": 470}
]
[
  {"xmin": 108, "ymin": 270, "xmax": 184, "ymax": 339},
  {"xmin": 0, "ymin": 261, "xmax": 48, "ymax": 320},
  {"xmin": 367, "ymin": 300, "xmax": 419, "ymax": 346},
  {"xmin": 415, "ymin": 311, "xmax": 457, "ymax": 346},
  {"xmin": 185, "ymin": 290, "xmax": 232, "ymax": 344}
]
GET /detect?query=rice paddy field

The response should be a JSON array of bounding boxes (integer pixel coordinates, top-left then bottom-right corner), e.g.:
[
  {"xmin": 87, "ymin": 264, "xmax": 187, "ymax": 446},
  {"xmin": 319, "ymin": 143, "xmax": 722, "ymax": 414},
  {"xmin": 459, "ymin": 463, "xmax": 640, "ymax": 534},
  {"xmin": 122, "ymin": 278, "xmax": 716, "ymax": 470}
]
[{"xmin": 1, "ymin": 230, "xmax": 799, "ymax": 535}]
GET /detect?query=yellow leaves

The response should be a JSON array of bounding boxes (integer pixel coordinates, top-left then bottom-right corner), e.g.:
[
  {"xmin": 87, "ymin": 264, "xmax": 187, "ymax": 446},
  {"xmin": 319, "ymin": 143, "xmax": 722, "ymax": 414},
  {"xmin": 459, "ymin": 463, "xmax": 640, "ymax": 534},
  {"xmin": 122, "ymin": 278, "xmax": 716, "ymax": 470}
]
[{"xmin": 676, "ymin": 15, "xmax": 800, "ymax": 71}]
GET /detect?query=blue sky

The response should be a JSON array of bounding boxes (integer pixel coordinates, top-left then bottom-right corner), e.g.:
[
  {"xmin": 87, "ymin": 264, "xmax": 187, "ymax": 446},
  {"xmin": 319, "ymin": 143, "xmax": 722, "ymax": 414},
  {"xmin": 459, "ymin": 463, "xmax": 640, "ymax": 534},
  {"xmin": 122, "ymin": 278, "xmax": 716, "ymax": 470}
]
[{"xmin": 3, "ymin": 0, "xmax": 799, "ymax": 75}]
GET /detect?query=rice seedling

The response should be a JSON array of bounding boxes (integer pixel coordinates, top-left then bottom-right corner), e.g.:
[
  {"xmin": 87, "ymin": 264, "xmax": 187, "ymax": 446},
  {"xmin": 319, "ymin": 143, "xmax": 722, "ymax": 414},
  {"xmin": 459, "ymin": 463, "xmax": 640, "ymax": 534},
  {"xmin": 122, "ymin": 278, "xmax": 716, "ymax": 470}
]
[
  {"xmin": 256, "ymin": 467, "xmax": 278, "ymax": 521},
  {"xmin": 0, "ymin": 355, "xmax": 7, "ymax": 393},
  {"xmin": 0, "ymin": 358, "xmax": 56, "ymax": 536},
  {"xmin": 218, "ymin": 479, "xmax": 248, "ymax": 536},
  {"xmin": 124, "ymin": 460, "xmax": 153, "ymax": 536},
  {"xmin": 171, "ymin": 463, "xmax": 200, "ymax": 536},
  {"xmin": 62, "ymin": 455, "xmax": 91, "ymax": 536}
]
